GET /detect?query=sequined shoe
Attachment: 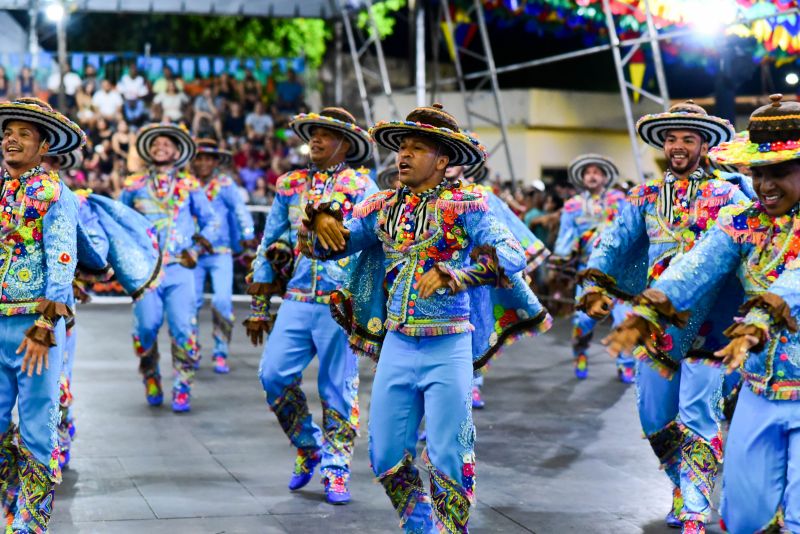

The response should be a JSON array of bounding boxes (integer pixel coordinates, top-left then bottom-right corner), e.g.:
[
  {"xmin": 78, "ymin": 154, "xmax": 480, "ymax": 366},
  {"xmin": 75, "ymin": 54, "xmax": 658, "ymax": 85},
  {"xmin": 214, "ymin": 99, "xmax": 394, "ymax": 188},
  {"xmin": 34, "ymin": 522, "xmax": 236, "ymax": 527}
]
[
  {"xmin": 574, "ymin": 354, "xmax": 588, "ymax": 379},
  {"xmin": 682, "ymin": 520, "xmax": 705, "ymax": 534},
  {"xmin": 288, "ymin": 449, "xmax": 321, "ymax": 491},
  {"xmin": 471, "ymin": 386, "xmax": 485, "ymax": 409},
  {"xmin": 58, "ymin": 448, "xmax": 70, "ymax": 471},
  {"xmin": 665, "ymin": 510, "xmax": 682, "ymax": 528},
  {"xmin": 171, "ymin": 386, "xmax": 191, "ymax": 413},
  {"xmin": 618, "ymin": 365, "xmax": 635, "ymax": 384},
  {"xmin": 144, "ymin": 376, "xmax": 163, "ymax": 406},
  {"xmin": 213, "ymin": 356, "xmax": 230, "ymax": 374},
  {"xmin": 323, "ymin": 468, "xmax": 351, "ymax": 505}
]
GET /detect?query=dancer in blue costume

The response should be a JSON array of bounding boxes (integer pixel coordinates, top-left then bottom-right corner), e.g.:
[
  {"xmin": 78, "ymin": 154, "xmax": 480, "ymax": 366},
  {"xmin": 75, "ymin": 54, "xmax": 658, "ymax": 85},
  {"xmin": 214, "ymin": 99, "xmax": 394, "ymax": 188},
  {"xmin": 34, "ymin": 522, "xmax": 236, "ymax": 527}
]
[
  {"xmin": 580, "ymin": 101, "xmax": 747, "ymax": 534},
  {"xmin": 0, "ymin": 97, "xmax": 83, "ymax": 534},
  {"xmin": 445, "ymin": 162, "xmax": 550, "ymax": 408},
  {"xmin": 121, "ymin": 123, "xmax": 219, "ymax": 413},
  {"xmin": 607, "ymin": 94, "xmax": 800, "ymax": 533},
  {"xmin": 244, "ymin": 107, "xmax": 376, "ymax": 505},
  {"xmin": 550, "ymin": 154, "xmax": 635, "ymax": 382},
  {"xmin": 305, "ymin": 103, "xmax": 552, "ymax": 533},
  {"xmin": 191, "ymin": 138, "xmax": 255, "ymax": 374}
]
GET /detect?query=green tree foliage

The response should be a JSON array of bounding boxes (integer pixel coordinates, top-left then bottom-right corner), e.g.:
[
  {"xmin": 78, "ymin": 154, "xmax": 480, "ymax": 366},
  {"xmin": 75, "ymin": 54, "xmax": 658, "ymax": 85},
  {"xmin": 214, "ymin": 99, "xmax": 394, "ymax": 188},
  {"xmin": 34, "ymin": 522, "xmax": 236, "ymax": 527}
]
[{"xmin": 357, "ymin": 0, "xmax": 406, "ymax": 39}]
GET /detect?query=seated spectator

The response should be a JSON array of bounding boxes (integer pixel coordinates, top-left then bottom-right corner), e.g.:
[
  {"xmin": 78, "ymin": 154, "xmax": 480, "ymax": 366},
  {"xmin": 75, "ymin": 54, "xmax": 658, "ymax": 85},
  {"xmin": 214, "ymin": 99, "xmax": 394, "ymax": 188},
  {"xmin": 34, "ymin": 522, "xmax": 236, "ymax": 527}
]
[
  {"xmin": 192, "ymin": 87, "xmax": 222, "ymax": 139},
  {"xmin": 239, "ymin": 154, "xmax": 266, "ymax": 193},
  {"xmin": 17, "ymin": 66, "xmax": 36, "ymax": 98},
  {"xmin": 215, "ymin": 73, "xmax": 239, "ymax": 108},
  {"xmin": 275, "ymin": 69, "xmax": 304, "ymax": 113},
  {"xmin": 224, "ymin": 101, "xmax": 246, "ymax": 142},
  {"xmin": 154, "ymin": 80, "xmax": 188, "ymax": 122},
  {"xmin": 47, "ymin": 67, "xmax": 82, "ymax": 111},
  {"xmin": 240, "ymin": 70, "xmax": 261, "ymax": 112},
  {"xmin": 89, "ymin": 116, "xmax": 114, "ymax": 148},
  {"xmin": 75, "ymin": 86, "xmax": 96, "ymax": 126},
  {"xmin": 83, "ymin": 64, "xmax": 99, "ymax": 92},
  {"xmin": 92, "ymin": 79, "xmax": 123, "ymax": 122},
  {"xmin": 123, "ymin": 97, "xmax": 148, "ymax": 128},
  {"xmin": 117, "ymin": 62, "xmax": 148, "ymax": 104},
  {"xmin": 0, "ymin": 66, "xmax": 10, "ymax": 100},
  {"xmin": 111, "ymin": 119, "xmax": 132, "ymax": 170},
  {"xmin": 152, "ymin": 66, "xmax": 184, "ymax": 95},
  {"xmin": 245, "ymin": 101, "xmax": 272, "ymax": 142}
]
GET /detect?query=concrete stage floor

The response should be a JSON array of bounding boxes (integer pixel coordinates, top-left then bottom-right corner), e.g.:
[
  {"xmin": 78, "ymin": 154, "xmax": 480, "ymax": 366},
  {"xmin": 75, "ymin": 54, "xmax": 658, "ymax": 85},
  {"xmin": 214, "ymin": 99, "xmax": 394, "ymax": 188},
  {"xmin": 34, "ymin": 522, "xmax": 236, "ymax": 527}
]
[{"xmin": 49, "ymin": 302, "xmax": 723, "ymax": 533}]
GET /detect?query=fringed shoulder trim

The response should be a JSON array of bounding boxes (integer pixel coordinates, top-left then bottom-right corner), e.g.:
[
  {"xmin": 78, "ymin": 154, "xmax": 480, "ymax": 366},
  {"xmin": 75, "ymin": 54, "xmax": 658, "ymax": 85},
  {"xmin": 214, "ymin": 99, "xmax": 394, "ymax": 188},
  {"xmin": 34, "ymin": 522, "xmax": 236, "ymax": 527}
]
[
  {"xmin": 123, "ymin": 173, "xmax": 148, "ymax": 190},
  {"xmin": 176, "ymin": 172, "xmax": 200, "ymax": 191},
  {"xmin": 627, "ymin": 179, "xmax": 663, "ymax": 206},
  {"xmin": 353, "ymin": 189, "xmax": 396, "ymax": 219},
  {"xmin": 436, "ymin": 184, "xmax": 488, "ymax": 214},
  {"xmin": 332, "ymin": 167, "xmax": 372, "ymax": 193},
  {"xmin": 695, "ymin": 179, "xmax": 737, "ymax": 208},
  {"xmin": 716, "ymin": 201, "xmax": 771, "ymax": 245},
  {"xmin": 276, "ymin": 169, "xmax": 310, "ymax": 196},
  {"xmin": 563, "ymin": 197, "xmax": 582, "ymax": 213}
]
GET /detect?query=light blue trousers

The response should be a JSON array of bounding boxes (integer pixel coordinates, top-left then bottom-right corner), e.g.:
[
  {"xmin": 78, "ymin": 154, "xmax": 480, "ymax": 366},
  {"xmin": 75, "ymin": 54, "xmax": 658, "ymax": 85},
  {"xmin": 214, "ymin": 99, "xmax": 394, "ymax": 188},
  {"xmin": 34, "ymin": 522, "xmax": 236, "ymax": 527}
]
[
  {"xmin": 194, "ymin": 253, "xmax": 235, "ymax": 358},
  {"xmin": 721, "ymin": 386, "xmax": 800, "ymax": 533}
]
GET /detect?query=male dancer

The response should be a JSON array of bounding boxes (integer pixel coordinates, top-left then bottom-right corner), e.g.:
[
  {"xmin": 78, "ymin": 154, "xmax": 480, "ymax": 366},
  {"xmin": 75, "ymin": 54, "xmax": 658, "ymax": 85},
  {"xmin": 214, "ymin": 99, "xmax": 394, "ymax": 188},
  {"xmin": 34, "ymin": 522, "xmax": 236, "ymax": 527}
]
[
  {"xmin": 0, "ymin": 97, "xmax": 83, "ymax": 533},
  {"xmin": 306, "ymin": 104, "xmax": 551, "ymax": 532},
  {"xmin": 551, "ymin": 154, "xmax": 633, "ymax": 382},
  {"xmin": 244, "ymin": 108, "xmax": 376, "ymax": 504},
  {"xmin": 578, "ymin": 101, "xmax": 747, "ymax": 533},
  {"xmin": 445, "ymin": 162, "xmax": 550, "ymax": 407},
  {"xmin": 191, "ymin": 138, "xmax": 255, "ymax": 374},
  {"xmin": 121, "ymin": 123, "xmax": 219, "ymax": 413},
  {"xmin": 607, "ymin": 94, "xmax": 800, "ymax": 533}
]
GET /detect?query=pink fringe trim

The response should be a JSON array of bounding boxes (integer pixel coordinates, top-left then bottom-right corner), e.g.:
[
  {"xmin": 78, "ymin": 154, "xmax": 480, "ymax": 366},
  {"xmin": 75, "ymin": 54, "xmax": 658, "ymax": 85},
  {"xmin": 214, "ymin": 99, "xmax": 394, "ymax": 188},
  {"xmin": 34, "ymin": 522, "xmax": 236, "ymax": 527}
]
[
  {"xmin": 628, "ymin": 193, "xmax": 658, "ymax": 207},
  {"xmin": 435, "ymin": 198, "xmax": 488, "ymax": 214},
  {"xmin": 276, "ymin": 183, "xmax": 307, "ymax": 197},
  {"xmin": 353, "ymin": 196, "xmax": 389, "ymax": 219}
]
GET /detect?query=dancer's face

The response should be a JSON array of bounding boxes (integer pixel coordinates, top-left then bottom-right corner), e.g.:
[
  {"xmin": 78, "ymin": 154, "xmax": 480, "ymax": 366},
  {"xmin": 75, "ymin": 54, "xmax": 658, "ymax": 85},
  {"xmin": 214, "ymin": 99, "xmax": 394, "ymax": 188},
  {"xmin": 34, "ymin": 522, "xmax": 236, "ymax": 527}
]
[
  {"xmin": 581, "ymin": 164, "xmax": 609, "ymax": 194},
  {"xmin": 193, "ymin": 153, "xmax": 217, "ymax": 180},
  {"xmin": 308, "ymin": 126, "xmax": 349, "ymax": 169},
  {"xmin": 663, "ymin": 129, "xmax": 707, "ymax": 177},
  {"xmin": 751, "ymin": 160, "xmax": 800, "ymax": 216},
  {"xmin": 396, "ymin": 135, "xmax": 449, "ymax": 192},
  {"xmin": 2, "ymin": 120, "xmax": 48, "ymax": 169},
  {"xmin": 150, "ymin": 135, "xmax": 179, "ymax": 165}
]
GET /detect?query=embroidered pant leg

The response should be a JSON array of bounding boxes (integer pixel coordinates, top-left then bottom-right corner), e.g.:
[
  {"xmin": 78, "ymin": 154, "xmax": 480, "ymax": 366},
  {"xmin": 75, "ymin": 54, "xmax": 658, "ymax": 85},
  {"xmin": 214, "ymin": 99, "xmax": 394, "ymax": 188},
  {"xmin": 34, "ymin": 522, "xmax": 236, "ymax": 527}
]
[
  {"xmin": 132, "ymin": 283, "xmax": 165, "ymax": 379},
  {"xmin": 207, "ymin": 254, "xmax": 234, "ymax": 359},
  {"xmin": 636, "ymin": 359, "xmax": 681, "ymax": 487},
  {"xmin": 59, "ymin": 300, "xmax": 77, "ymax": 466},
  {"xmin": 571, "ymin": 284, "xmax": 596, "ymax": 359},
  {"xmin": 0, "ymin": 410, "xmax": 18, "ymax": 522},
  {"xmin": 370, "ymin": 331, "xmax": 430, "ymax": 532},
  {"xmin": 311, "ymin": 304, "xmax": 358, "ymax": 481},
  {"xmin": 163, "ymin": 264, "xmax": 200, "ymax": 393},
  {"xmin": 418, "ymin": 333, "xmax": 474, "ymax": 534},
  {"xmin": 676, "ymin": 359, "xmax": 725, "ymax": 523},
  {"xmin": 258, "ymin": 300, "xmax": 322, "ymax": 452},
  {"xmin": 720, "ymin": 387, "xmax": 797, "ymax": 533},
  {"xmin": 610, "ymin": 301, "xmax": 635, "ymax": 371},
  {"xmin": 3, "ymin": 316, "xmax": 65, "ymax": 534}
]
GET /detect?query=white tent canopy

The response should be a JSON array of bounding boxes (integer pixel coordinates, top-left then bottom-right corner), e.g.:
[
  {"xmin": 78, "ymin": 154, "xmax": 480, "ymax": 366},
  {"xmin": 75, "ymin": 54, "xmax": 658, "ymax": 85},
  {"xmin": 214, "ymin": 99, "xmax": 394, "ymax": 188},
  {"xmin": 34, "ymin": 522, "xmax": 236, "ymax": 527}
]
[{"xmin": 0, "ymin": 0, "xmax": 337, "ymax": 18}]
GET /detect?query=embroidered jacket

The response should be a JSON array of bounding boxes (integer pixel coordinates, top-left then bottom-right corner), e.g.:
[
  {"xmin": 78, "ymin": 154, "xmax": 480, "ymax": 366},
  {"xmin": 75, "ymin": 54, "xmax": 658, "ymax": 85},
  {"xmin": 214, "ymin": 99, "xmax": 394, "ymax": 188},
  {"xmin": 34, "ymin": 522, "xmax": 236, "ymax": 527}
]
[
  {"xmin": 554, "ymin": 188, "xmax": 627, "ymax": 269},
  {"xmin": 475, "ymin": 184, "xmax": 549, "ymax": 271},
  {"xmin": 0, "ymin": 166, "xmax": 78, "ymax": 337},
  {"xmin": 642, "ymin": 202, "xmax": 800, "ymax": 399},
  {"xmin": 120, "ymin": 169, "xmax": 219, "ymax": 265},
  {"xmin": 199, "ymin": 170, "xmax": 255, "ymax": 255},
  {"xmin": 251, "ymin": 164, "xmax": 377, "ymax": 304},
  {"xmin": 312, "ymin": 181, "xmax": 552, "ymax": 368},
  {"xmin": 581, "ymin": 169, "xmax": 749, "ymax": 375},
  {"xmin": 74, "ymin": 189, "xmax": 110, "ymax": 273}
]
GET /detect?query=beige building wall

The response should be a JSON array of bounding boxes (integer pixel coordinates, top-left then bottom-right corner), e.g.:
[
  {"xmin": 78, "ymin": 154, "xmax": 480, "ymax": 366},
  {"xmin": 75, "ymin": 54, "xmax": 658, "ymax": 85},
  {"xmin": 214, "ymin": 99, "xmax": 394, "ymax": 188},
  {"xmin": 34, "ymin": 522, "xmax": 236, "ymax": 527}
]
[{"xmin": 372, "ymin": 88, "xmax": 665, "ymax": 185}]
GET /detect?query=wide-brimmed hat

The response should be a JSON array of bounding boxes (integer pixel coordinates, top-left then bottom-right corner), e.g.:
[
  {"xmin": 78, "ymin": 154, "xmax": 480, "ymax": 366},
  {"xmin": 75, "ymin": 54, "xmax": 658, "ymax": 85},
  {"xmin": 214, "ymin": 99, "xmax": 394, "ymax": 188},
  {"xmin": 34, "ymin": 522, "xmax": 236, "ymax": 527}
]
[
  {"xmin": 376, "ymin": 166, "xmax": 399, "ymax": 190},
  {"xmin": 636, "ymin": 100, "xmax": 735, "ymax": 150},
  {"xmin": 370, "ymin": 103, "xmax": 487, "ymax": 167},
  {"xmin": 463, "ymin": 161, "xmax": 489, "ymax": 184},
  {"xmin": 567, "ymin": 154, "xmax": 619, "ymax": 190},
  {"xmin": 136, "ymin": 123, "xmax": 196, "ymax": 169},
  {"xmin": 194, "ymin": 138, "xmax": 232, "ymax": 167},
  {"xmin": 56, "ymin": 149, "xmax": 84, "ymax": 171},
  {"xmin": 0, "ymin": 97, "xmax": 85, "ymax": 155},
  {"xmin": 290, "ymin": 107, "xmax": 373, "ymax": 164},
  {"xmin": 710, "ymin": 94, "xmax": 800, "ymax": 168}
]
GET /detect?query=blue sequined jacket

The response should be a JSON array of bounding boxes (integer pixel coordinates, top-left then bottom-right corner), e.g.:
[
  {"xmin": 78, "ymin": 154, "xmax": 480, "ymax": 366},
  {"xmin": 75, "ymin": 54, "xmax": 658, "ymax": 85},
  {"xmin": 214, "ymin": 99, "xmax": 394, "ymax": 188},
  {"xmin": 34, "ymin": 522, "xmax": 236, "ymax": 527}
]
[
  {"xmin": 199, "ymin": 171, "xmax": 255, "ymax": 255},
  {"xmin": 120, "ymin": 170, "xmax": 219, "ymax": 265},
  {"xmin": 250, "ymin": 164, "xmax": 377, "ymax": 304},
  {"xmin": 580, "ymin": 169, "xmax": 750, "ymax": 375},
  {"xmin": 639, "ymin": 201, "xmax": 800, "ymax": 399},
  {"xmin": 312, "ymin": 182, "xmax": 553, "ymax": 367}
]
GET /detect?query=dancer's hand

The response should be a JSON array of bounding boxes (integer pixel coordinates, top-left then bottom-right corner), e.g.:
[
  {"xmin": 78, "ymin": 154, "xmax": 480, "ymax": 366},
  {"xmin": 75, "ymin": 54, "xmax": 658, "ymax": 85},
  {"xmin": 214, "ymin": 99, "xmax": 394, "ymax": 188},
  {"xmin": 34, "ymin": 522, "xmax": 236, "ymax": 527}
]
[
  {"xmin": 582, "ymin": 292, "xmax": 613, "ymax": 320},
  {"xmin": 603, "ymin": 316, "xmax": 656, "ymax": 358},
  {"xmin": 314, "ymin": 213, "xmax": 349, "ymax": 252},
  {"xmin": 18, "ymin": 338, "xmax": 49, "ymax": 377},
  {"xmin": 243, "ymin": 318, "xmax": 272, "ymax": 346},
  {"xmin": 416, "ymin": 269, "xmax": 452, "ymax": 299},
  {"xmin": 715, "ymin": 335, "xmax": 759, "ymax": 374},
  {"xmin": 179, "ymin": 249, "xmax": 198, "ymax": 269}
]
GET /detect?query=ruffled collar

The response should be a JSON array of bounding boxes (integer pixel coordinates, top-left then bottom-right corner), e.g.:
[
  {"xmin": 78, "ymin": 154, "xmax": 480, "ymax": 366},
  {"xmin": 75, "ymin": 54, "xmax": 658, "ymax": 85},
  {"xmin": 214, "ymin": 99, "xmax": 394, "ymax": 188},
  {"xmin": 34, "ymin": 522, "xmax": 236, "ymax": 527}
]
[{"xmin": 664, "ymin": 167, "xmax": 706, "ymax": 184}]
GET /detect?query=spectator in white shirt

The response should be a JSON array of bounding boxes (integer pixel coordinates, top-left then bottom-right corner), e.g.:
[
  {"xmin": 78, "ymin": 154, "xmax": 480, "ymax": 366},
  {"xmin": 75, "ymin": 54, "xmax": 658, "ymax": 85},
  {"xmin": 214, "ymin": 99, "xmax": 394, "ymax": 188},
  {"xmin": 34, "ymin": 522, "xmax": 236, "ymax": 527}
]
[
  {"xmin": 92, "ymin": 79, "xmax": 123, "ymax": 122},
  {"xmin": 47, "ymin": 67, "xmax": 82, "ymax": 110},
  {"xmin": 153, "ymin": 80, "xmax": 188, "ymax": 122},
  {"xmin": 117, "ymin": 63, "xmax": 148, "ymax": 102},
  {"xmin": 245, "ymin": 101, "xmax": 273, "ymax": 142}
]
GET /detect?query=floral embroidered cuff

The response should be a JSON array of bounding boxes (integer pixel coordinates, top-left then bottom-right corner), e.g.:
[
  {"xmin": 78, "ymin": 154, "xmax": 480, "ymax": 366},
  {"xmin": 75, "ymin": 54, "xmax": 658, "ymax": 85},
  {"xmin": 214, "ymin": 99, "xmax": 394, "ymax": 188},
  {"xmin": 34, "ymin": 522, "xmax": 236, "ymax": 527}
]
[
  {"xmin": 25, "ymin": 315, "xmax": 56, "ymax": 347},
  {"xmin": 723, "ymin": 314, "xmax": 769, "ymax": 353},
  {"xmin": 575, "ymin": 286, "xmax": 613, "ymax": 313},
  {"xmin": 434, "ymin": 245, "xmax": 510, "ymax": 293},
  {"xmin": 35, "ymin": 299, "xmax": 73, "ymax": 321},
  {"xmin": 247, "ymin": 282, "xmax": 284, "ymax": 299},
  {"xmin": 739, "ymin": 292, "xmax": 798, "ymax": 333},
  {"xmin": 634, "ymin": 289, "xmax": 690, "ymax": 328},
  {"xmin": 303, "ymin": 201, "xmax": 344, "ymax": 228}
]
